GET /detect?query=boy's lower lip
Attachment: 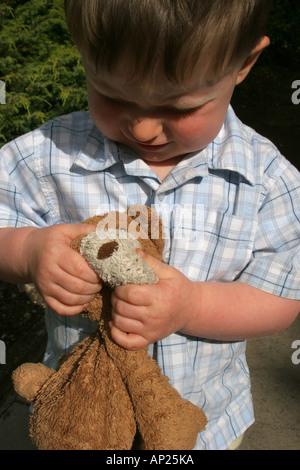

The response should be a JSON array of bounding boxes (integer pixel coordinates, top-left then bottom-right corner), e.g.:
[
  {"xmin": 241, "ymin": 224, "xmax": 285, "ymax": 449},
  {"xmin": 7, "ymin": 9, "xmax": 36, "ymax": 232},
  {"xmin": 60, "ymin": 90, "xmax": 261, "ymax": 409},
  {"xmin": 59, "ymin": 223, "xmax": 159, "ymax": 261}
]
[{"xmin": 133, "ymin": 142, "xmax": 170, "ymax": 152}]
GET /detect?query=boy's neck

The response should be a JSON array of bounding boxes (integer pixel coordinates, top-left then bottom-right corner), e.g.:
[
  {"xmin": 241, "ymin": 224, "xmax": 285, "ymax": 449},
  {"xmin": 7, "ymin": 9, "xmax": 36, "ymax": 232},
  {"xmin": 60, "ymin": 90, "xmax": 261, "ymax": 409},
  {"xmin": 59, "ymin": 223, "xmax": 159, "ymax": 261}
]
[{"xmin": 146, "ymin": 156, "xmax": 183, "ymax": 181}]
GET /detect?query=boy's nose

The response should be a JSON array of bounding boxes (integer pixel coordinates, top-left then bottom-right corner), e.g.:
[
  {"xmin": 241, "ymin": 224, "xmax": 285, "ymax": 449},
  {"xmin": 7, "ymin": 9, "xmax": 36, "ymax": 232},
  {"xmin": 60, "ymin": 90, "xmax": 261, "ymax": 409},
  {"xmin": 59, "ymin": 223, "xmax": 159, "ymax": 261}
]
[{"xmin": 130, "ymin": 118, "xmax": 163, "ymax": 142}]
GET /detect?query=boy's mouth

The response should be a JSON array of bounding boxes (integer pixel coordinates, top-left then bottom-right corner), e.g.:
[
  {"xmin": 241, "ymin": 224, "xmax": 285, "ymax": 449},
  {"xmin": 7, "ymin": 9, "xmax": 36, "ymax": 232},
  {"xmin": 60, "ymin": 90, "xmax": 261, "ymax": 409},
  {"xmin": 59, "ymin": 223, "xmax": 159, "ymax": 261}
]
[{"xmin": 132, "ymin": 141, "xmax": 170, "ymax": 152}]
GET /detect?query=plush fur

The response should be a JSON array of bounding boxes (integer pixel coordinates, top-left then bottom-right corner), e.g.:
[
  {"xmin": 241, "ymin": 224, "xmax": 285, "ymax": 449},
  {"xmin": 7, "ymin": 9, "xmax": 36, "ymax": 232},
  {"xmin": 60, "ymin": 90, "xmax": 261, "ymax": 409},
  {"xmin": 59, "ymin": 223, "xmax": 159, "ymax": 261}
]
[{"xmin": 12, "ymin": 205, "xmax": 207, "ymax": 450}]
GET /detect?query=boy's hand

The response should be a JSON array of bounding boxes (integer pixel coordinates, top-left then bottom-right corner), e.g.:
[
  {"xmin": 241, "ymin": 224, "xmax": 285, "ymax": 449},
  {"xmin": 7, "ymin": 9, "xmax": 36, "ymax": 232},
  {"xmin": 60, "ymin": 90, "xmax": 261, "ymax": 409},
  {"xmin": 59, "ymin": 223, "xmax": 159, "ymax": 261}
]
[
  {"xmin": 110, "ymin": 251, "xmax": 194, "ymax": 350},
  {"xmin": 24, "ymin": 224, "xmax": 102, "ymax": 316}
]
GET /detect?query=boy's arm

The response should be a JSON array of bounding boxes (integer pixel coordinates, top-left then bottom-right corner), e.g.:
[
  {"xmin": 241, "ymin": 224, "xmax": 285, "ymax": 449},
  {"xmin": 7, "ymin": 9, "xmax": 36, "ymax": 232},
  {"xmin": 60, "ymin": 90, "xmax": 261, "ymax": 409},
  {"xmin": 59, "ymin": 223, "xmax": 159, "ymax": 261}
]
[
  {"xmin": 180, "ymin": 280, "xmax": 299, "ymax": 341},
  {"xmin": 110, "ymin": 253, "xmax": 299, "ymax": 350},
  {"xmin": 0, "ymin": 225, "xmax": 102, "ymax": 315}
]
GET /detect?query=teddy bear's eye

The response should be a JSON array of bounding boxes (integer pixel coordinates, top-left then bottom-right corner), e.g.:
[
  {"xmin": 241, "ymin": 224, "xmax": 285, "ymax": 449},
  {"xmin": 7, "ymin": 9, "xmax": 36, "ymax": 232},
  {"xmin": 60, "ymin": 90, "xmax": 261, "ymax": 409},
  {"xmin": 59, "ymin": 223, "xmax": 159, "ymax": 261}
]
[{"xmin": 97, "ymin": 241, "xmax": 119, "ymax": 260}]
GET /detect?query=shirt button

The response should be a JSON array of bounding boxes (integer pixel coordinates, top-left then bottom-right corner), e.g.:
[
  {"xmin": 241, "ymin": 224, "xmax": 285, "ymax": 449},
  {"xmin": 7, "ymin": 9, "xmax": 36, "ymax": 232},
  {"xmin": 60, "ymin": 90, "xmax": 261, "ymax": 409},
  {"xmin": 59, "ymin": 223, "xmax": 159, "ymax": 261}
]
[
  {"xmin": 163, "ymin": 250, "xmax": 170, "ymax": 262},
  {"xmin": 157, "ymin": 193, "xmax": 165, "ymax": 202}
]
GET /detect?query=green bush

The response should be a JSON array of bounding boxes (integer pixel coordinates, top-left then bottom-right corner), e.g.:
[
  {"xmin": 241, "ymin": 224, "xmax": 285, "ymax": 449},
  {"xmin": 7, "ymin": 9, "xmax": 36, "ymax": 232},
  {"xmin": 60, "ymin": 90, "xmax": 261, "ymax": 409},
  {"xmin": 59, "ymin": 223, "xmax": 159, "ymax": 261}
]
[{"xmin": 0, "ymin": 0, "xmax": 87, "ymax": 146}]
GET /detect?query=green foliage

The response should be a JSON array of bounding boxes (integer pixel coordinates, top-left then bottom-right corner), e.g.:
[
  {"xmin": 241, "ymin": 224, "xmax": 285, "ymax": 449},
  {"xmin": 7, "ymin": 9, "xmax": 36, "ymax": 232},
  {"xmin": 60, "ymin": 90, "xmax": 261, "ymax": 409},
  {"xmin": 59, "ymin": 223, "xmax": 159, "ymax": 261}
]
[{"xmin": 0, "ymin": 0, "xmax": 87, "ymax": 146}]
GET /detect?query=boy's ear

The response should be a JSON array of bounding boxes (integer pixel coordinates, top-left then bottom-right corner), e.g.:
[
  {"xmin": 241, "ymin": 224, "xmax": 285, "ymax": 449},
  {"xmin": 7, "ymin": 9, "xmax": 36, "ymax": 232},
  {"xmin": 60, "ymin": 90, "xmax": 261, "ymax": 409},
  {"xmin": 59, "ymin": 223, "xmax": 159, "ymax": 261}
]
[{"xmin": 235, "ymin": 36, "xmax": 270, "ymax": 85}]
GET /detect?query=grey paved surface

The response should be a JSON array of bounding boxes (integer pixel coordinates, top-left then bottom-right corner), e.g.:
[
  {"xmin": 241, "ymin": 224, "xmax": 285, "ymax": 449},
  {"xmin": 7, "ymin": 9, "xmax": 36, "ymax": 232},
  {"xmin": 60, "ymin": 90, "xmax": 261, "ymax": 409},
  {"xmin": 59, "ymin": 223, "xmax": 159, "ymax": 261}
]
[{"xmin": 0, "ymin": 316, "xmax": 299, "ymax": 450}]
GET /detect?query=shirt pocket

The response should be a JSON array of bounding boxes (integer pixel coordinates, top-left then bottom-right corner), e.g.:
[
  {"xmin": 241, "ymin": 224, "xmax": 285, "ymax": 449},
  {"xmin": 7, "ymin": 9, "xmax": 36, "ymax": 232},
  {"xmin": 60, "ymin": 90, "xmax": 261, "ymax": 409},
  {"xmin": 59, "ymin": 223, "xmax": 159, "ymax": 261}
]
[{"xmin": 171, "ymin": 211, "xmax": 258, "ymax": 282}]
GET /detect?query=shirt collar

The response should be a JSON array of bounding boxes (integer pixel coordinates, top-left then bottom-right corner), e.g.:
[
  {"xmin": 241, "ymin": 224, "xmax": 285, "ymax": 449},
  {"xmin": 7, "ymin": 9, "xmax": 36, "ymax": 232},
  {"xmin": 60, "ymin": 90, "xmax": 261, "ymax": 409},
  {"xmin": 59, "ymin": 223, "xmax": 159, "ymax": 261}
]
[
  {"xmin": 207, "ymin": 106, "xmax": 256, "ymax": 186},
  {"xmin": 70, "ymin": 124, "xmax": 122, "ymax": 173},
  {"xmin": 70, "ymin": 123, "xmax": 209, "ymax": 181}
]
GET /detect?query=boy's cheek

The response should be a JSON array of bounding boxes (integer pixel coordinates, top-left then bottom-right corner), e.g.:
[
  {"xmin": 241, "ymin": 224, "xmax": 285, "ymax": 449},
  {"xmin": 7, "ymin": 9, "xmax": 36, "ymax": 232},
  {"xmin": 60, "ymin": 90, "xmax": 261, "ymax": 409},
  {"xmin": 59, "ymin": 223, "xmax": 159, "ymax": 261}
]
[{"xmin": 173, "ymin": 119, "xmax": 212, "ymax": 146}]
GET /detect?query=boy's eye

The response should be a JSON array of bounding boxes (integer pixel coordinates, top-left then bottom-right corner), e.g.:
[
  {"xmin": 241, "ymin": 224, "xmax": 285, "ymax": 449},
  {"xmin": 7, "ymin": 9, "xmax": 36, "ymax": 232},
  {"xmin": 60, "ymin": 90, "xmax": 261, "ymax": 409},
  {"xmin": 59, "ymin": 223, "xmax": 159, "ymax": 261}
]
[
  {"xmin": 102, "ymin": 93, "xmax": 203, "ymax": 116},
  {"xmin": 104, "ymin": 95, "xmax": 125, "ymax": 105},
  {"xmin": 170, "ymin": 105, "xmax": 202, "ymax": 116}
]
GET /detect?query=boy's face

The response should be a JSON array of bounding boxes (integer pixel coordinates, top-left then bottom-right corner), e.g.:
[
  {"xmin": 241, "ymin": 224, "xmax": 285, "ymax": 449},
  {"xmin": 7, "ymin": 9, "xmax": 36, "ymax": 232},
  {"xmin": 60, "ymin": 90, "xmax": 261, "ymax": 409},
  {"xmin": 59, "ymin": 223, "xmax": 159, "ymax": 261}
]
[{"xmin": 84, "ymin": 59, "xmax": 245, "ymax": 166}]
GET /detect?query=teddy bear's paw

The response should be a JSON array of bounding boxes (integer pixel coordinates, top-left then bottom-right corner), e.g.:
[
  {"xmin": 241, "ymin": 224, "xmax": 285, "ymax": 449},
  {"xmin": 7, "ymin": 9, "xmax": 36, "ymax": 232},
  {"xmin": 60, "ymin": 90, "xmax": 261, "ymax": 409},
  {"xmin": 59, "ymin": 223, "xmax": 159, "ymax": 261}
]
[
  {"xmin": 12, "ymin": 362, "xmax": 55, "ymax": 402},
  {"xmin": 140, "ymin": 402, "xmax": 207, "ymax": 450},
  {"xmin": 134, "ymin": 393, "xmax": 207, "ymax": 450},
  {"xmin": 166, "ymin": 402, "xmax": 207, "ymax": 450}
]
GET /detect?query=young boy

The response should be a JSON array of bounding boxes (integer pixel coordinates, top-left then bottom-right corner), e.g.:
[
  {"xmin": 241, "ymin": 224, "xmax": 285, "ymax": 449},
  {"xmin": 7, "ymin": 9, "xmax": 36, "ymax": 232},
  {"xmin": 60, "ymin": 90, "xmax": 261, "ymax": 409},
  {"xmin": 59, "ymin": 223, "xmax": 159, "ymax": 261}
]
[{"xmin": 0, "ymin": 0, "xmax": 299, "ymax": 450}]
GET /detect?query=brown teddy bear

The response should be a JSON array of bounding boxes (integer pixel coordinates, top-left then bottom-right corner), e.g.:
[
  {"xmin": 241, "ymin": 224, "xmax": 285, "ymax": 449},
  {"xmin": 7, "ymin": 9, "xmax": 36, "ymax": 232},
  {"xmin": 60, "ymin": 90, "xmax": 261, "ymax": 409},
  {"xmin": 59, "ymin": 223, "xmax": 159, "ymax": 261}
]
[{"xmin": 12, "ymin": 205, "xmax": 207, "ymax": 450}]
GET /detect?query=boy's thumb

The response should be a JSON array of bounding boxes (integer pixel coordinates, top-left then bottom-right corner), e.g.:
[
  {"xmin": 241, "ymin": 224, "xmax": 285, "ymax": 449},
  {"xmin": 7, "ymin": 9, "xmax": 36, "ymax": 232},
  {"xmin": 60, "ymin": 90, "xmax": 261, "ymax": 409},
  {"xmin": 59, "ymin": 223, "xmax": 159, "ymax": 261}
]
[
  {"xmin": 62, "ymin": 223, "xmax": 97, "ymax": 243},
  {"xmin": 137, "ymin": 249, "xmax": 171, "ymax": 280}
]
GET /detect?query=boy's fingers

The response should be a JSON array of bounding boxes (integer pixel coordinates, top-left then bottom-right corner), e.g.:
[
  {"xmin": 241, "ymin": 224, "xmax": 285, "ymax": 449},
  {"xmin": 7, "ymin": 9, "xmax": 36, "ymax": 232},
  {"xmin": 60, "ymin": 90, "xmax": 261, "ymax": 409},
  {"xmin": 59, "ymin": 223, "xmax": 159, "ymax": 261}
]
[
  {"xmin": 54, "ymin": 271, "xmax": 102, "ymax": 295},
  {"xmin": 44, "ymin": 294, "xmax": 90, "ymax": 317},
  {"xmin": 109, "ymin": 322, "xmax": 148, "ymax": 350},
  {"xmin": 59, "ymin": 250, "xmax": 102, "ymax": 284},
  {"xmin": 52, "ymin": 224, "xmax": 101, "ymax": 283}
]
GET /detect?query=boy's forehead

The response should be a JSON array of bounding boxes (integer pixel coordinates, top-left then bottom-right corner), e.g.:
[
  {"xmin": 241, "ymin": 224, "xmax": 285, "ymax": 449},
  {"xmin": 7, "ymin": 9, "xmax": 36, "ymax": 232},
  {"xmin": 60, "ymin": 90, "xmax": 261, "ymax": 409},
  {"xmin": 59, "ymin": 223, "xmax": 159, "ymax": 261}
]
[{"xmin": 84, "ymin": 57, "xmax": 225, "ymax": 104}]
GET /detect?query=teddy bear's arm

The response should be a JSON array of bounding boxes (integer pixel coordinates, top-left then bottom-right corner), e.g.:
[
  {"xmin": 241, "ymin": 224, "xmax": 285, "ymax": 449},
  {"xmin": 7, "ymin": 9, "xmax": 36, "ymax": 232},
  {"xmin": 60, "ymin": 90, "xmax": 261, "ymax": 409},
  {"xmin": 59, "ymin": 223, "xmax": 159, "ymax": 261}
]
[{"xmin": 12, "ymin": 362, "xmax": 55, "ymax": 402}]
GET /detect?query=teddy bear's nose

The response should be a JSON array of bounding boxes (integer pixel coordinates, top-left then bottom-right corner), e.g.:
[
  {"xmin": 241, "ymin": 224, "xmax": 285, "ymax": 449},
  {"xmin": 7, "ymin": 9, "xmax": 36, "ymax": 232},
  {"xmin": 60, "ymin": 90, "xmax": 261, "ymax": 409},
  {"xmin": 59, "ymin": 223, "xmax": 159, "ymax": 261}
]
[{"xmin": 97, "ymin": 241, "xmax": 119, "ymax": 260}]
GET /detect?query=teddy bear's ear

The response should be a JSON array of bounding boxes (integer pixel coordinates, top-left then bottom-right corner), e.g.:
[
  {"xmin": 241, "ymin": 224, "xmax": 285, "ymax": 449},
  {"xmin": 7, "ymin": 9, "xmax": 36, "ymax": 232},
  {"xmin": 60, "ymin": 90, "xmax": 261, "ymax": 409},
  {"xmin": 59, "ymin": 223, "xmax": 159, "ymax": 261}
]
[
  {"xmin": 145, "ymin": 205, "xmax": 165, "ymax": 256},
  {"xmin": 127, "ymin": 205, "xmax": 165, "ymax": 259},
  {"xmin": 70, "ymin": 215, "xmax": 108, "ymax": 253}
]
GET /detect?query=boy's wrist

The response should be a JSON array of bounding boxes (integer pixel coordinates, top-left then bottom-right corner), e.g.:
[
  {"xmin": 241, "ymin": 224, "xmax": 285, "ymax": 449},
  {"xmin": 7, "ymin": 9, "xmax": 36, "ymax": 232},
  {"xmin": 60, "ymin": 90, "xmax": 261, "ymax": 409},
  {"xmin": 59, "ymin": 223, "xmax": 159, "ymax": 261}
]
[
  {"xmin": 21, "ymin": 227, "xmax": 41, "ymax": 282},
  {"xmin": 178, "ymin": 280, "xmax": 206, "ymax": 336},
  {"xmin": 0, "ymin": 226, "xmax": 38, "ymax": 284}
]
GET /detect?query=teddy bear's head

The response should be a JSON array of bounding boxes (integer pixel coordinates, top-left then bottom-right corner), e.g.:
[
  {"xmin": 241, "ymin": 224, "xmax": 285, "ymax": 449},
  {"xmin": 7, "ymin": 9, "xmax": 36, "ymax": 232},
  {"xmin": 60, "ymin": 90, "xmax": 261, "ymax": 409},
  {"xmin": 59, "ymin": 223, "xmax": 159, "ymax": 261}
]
[
  {"xmin": 71, "ymin": 205, "xmax": 165, "ymax": 323},
  {"xmin": 80, "ymin": 229, "xmax": 158, "ymax": 286}
]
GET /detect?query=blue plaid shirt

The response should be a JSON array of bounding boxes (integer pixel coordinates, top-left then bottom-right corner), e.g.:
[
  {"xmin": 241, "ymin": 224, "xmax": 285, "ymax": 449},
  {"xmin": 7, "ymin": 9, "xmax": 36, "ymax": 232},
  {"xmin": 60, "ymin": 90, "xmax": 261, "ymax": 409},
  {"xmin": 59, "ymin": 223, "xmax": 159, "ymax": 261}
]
[{"xmin": 0, "ymin": 106, "xmax": 299, "ymax": 449}]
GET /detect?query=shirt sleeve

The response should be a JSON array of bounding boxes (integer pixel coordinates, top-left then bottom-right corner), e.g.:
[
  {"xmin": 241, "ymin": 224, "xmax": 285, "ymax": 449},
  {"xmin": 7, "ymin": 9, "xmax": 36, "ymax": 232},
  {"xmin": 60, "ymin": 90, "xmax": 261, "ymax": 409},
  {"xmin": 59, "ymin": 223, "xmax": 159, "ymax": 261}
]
[
  {"xmin": 0, "ymin": 132, "xmax": 50, "ymax": 229},
  {"xmin": 237, "ymin": 154, "xmax": 300, "ymax": 300}
]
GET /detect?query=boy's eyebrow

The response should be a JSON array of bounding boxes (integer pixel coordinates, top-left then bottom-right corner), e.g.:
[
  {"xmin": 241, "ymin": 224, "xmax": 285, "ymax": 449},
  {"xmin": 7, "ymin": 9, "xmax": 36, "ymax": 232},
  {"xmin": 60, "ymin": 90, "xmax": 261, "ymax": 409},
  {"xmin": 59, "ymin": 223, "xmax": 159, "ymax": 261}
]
[
  {"xmin": 170, "ymin": 98, "xmax": 213, "ymax": 110},
  {"xmin": 87, "ymin": 66, "xmax": 222, "ymax": 108}
]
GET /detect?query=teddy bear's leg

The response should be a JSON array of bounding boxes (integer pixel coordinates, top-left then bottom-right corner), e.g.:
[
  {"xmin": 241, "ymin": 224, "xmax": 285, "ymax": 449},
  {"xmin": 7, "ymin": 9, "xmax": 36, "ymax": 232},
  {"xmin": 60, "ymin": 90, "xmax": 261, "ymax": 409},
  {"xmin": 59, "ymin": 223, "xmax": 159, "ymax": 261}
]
[
  {"xmin": 29, "ymin": 333, "xmax": 136, "ymax": 450},
  {"xmin": 104, "ymin": 340, "xmax": 207, "ymax": 450},
  {"xmin": 12, "ymin": 362, "xmax": 55, "ymax": 402}
]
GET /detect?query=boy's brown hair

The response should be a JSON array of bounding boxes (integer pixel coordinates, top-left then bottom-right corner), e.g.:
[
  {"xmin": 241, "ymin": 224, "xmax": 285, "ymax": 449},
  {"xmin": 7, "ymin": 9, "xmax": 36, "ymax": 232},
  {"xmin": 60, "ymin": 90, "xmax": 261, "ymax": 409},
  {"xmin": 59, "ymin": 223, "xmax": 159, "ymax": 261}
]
[{"xmin": 64, "ymin": 0, "xmax": 272, "ymax": 83}]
